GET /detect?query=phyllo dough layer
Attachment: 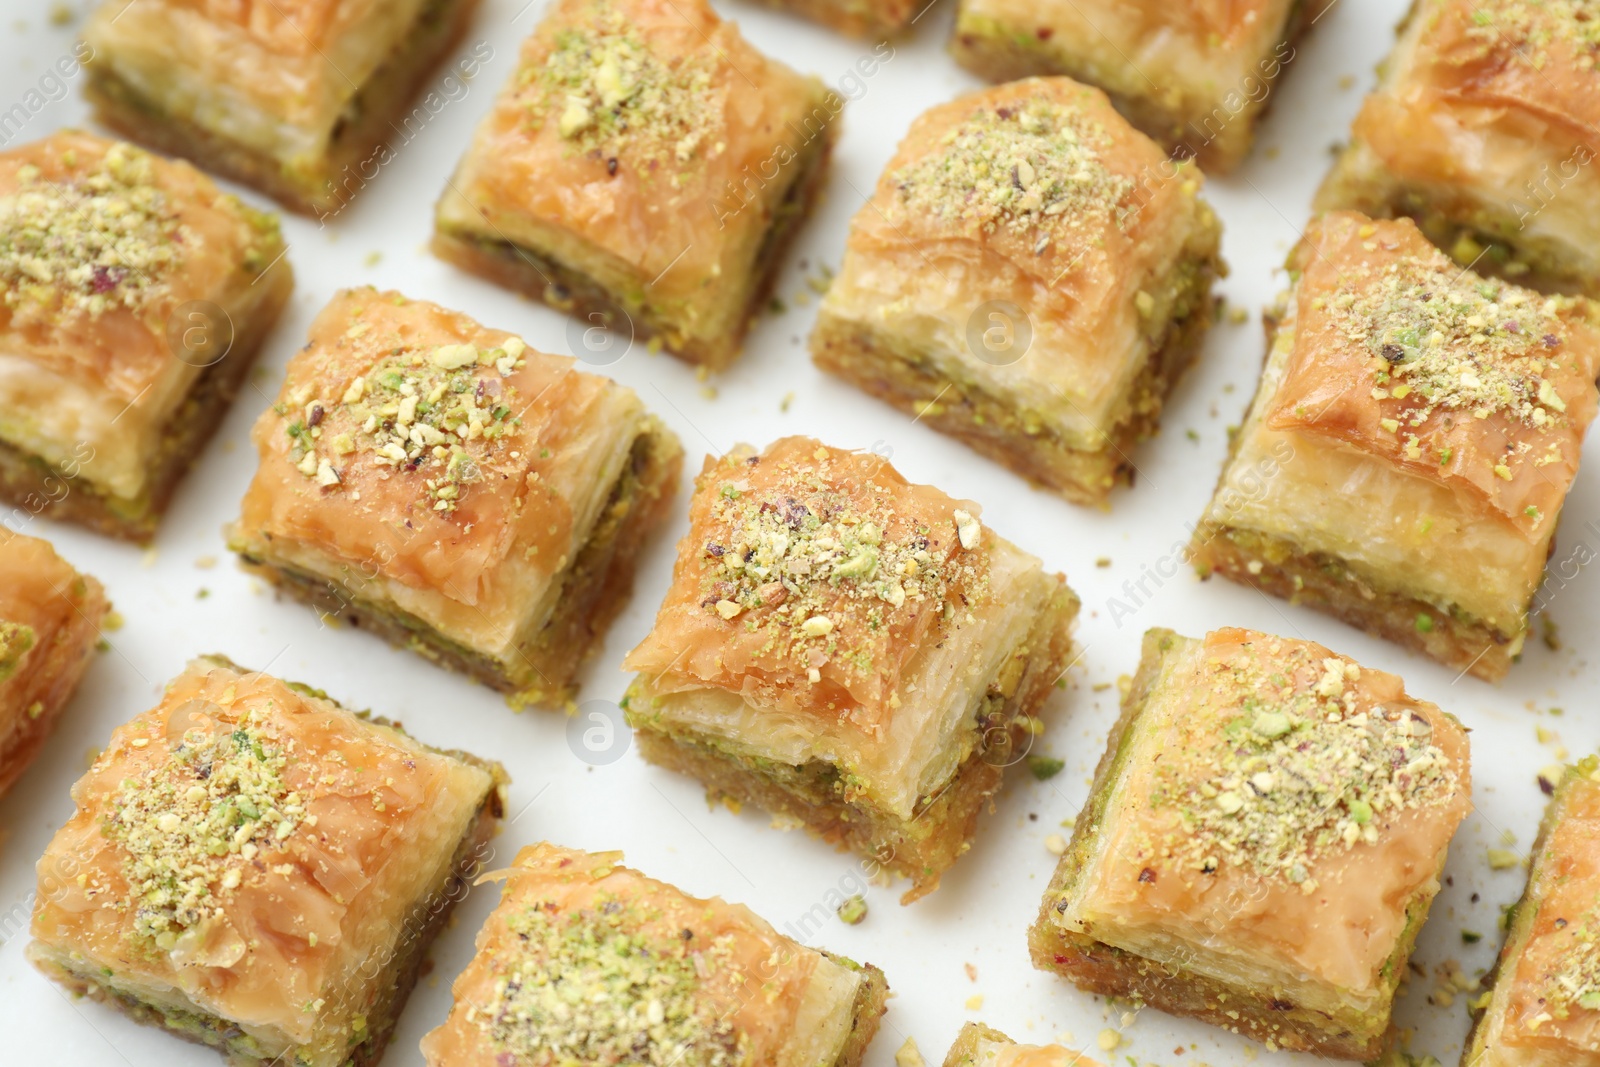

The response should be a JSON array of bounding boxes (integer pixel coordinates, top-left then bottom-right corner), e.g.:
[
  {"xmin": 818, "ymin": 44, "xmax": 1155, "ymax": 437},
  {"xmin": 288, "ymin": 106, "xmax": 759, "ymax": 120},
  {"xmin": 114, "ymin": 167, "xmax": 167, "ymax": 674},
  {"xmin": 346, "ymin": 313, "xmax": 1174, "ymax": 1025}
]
[
  {"xmin": 0, "ymin": 131, "xmax": 292, "ymax": 541},
  {"xmin": 422, "ymin": 843, "xmax": 889, "ymax": 1067},
  {"xmin": 947, "ymin": 0, "xmax": 1330, "ymax": 173},
  {"xmin": 432, "ymin": 0, "xmax": 839, "ymax": 370},
  {"xmin": 624, "ymin": 436, "xmax": 1079, "ymax": 901},
  {"xmin": 0, "ymin": 529, "xmax": 108, "ymax": 799},
  {"xmin": 1031, "ymin": 627, "xmax": 1471, "ymax": 1059},
  {"xmin": 28, "ymin": 655, "xmax": 506, "ymax": 1067},
  {"xmin": 1192, "ymin": 212, "xmax": 1600, "ymax": 681},
  {"xmin": 83, "ymin": 0, "xmax": 483, "ymax": 215},
  {"xmin": 941, "ymin": 1022, "xmax": 1104, "ymax": 1067},
  {"xmin": 1467, "ymin": 761, "xmax": 1600, "ymax": 1067},
  {"xmin": 229, "ymin": 288, "xmax": 682, "ymax": 709},
  {"xmin": 811, "ymin": 77, "xmax": 1222, "ymax": 506},
  {"xmin": 1317, "ymin": 0, "xmax": 1600, "ymax": 296}
]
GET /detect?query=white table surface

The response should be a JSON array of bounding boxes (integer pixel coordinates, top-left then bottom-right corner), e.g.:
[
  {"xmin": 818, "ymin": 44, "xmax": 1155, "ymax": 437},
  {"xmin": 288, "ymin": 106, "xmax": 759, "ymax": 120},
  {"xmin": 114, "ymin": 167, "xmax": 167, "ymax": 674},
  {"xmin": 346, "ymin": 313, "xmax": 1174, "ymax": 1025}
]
[{"xmin": 0, "ymin": 1, "xmax": 1590, "ymax": 1064}]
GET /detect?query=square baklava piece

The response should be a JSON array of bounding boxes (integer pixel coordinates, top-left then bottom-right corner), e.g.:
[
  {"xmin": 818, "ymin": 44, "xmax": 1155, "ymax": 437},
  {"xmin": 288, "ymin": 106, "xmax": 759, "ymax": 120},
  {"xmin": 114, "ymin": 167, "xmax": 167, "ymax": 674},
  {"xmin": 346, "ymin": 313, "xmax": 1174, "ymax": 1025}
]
[
  {"xmin": 810, "ymin": 78, "xmax": 1222, "ymax": 506},
  {"xmin": 28, "ymin": 654, "xmax": 506, "ymax": 1067},
  {"xmin": 0, "ymin": 530, "xmax": 108, "ymax": 799},
  {"xmin": 942, "ymin": 1023, "xmax": 1103, "ymax": 1067},
  {"xmin": 229, "ymin": 288, "xmax": 682, "ymax": 709},
  {"xmin": 1466, "ymin": 759, "xmax": 1600, "ymax": 1065},
  {"xmin": 623, "ymin": 436, "xmax": 1080, "ymax": 902},
  {"xmin": 83, "ymin": 0, "xmax": 480, "ymax": 216},
  {"xmin": 948, "ymin": 1, "xmax": 1330, "ymax": 173},
  {"xmin": 433, "ymin": 0, "xmax": 839, "ymax": 370},
  {"xmin": 1031, "ymin": 626, "xmax": 1472, "ymax": 1058},
  {"xmin": 0, "ymin": 131, "xmax": 292, "ymax": 541},
  {"xmin": 1318, "ymin": 0, "xmax": 1600, "ymax": 296},
  {"xmin": 1191, "ymin": 212, "xmax": 1600, "ymax": 682},
  {"xmin": 420, "ymin": 843, "xmax": 889, "ymax": 1067}
]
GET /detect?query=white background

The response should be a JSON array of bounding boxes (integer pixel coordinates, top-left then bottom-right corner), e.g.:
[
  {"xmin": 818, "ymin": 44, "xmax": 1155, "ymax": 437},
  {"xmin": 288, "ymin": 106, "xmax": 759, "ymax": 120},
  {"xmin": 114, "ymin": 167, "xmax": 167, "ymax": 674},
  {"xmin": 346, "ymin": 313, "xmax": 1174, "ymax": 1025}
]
[{"xmin": 0, "ymin": 0, "xmax": 1593, "ymax": 1064}]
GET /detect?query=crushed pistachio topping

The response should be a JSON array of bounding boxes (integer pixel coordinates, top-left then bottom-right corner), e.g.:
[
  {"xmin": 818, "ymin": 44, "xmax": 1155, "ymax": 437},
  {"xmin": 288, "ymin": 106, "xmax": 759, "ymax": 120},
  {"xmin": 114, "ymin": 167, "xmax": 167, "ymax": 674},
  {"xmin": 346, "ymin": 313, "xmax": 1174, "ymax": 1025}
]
[
  {"xmin": 106, "ymin": 705, "xmax": 305, "ymax": 951},
  {"xmin": 1148, "ymin": 639, "xmax": 1459, "ymax": 888},
  {"xmin": 283, "ymin": 335, "xmax": 526, "ymax": 513},
  {"xmin": 0, "ymin": 620, "xmax": 36, "ymax": 685},
  {"xmin": 530, "ymin": 1, "xmax": 718, "ymax": 167},
  {"xmin": 890, "ymin": 97, "xmax": 1134, "ymax": 247},
  {"xmin": 481, "ymin": 896, "xmax": 741, "ymax": 1067},
  {"xmin": 1463, "ymin": 0, "xmax": 1600, "ymax": 71},
  {"xmin": 0, "ymin": 143, "xmax": 187, "ymax": 318},
  {"xmin": 1326, "ymin": 252, "xmax": 1581, "ymax": 486},
  {"xmin": 697, "ymin": 457, "xmax": 987, "ymax": 682}
]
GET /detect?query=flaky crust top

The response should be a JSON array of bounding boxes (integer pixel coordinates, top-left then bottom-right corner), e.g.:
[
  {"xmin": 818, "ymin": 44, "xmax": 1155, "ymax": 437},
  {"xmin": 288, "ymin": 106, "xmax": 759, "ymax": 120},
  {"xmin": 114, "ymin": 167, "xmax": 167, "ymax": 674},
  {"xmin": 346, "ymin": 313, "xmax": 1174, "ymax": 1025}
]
[
  {"xmin": 235, "ymin": 289, "xmax": 621, "ymax": 611},
  {"xmin": 0, "ymin": 130, "xmax": 282, "ymax": 406},
  {"xmin": 421, "ymin": 843, "xmax": 830, "ymax": 1067},
  {"xmin": 449, "ymin": 0, "xmax": 830, "ymax": 306},
  {"xmin": 1267, "ymin": 212, "xmax": 1600, "ymax": 538},
  {"xmin": 624, "ymin": 436, "xmax": 993, "ymax": 734}
]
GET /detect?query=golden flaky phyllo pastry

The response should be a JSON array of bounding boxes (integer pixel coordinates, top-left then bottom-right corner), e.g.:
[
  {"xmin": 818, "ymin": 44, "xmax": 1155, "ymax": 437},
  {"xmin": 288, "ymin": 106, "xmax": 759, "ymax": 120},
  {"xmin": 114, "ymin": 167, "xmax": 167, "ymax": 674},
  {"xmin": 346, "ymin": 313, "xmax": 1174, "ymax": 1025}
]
[
  {"xmin": 812, "ymin": 78, "xmax": 1222, "ymax": 506},
  {"xmin": 624, "ymin": 437, "xmax": 1079, "ymax": 901},
  {"xmin": 229, "ymin": 289, "xmax": 682, "ymax": 709},
  {"xmin": 432, "ymin": 0, "xmax": 839, "ymax": 370},
  {"xmin": 1032, "ymin": 627, "xmax": 1472, "ymax": 1059},
  {"xmin": 0, "ymin": 131, "xmax": 291, "ymax": 541},
  {"xmin": 941, "ymin": 1023, "xmax": 1104, "ymax": 1067},
  {"xmin": 421, "ymin": 844, "xmax": 890, "ymax": 1067},
  {"xmin": 948, "ymin": 0, "xmax": 1332, "ymax": 172},
  {"xmin": 1192, "ymin": 212, "xmax": 1600, "ymax": 681},
  {"xmin": 28, "ymin": 655, "xmax": 505, "ymax": 1067},
  {"xmin": 0, "ymin": 529, "xmax": 107, "ymax": 799},
  {"xmin": 83, "ymin": 0, "xmax": 485, "ymax": 215},
  {"xmin": 1318, "ymin": 0, "xmax": 1600, "ymax": 295},
  {"xmin": 1468, "ymin": 760, "xmax": 1600, "ymax": 1066}
]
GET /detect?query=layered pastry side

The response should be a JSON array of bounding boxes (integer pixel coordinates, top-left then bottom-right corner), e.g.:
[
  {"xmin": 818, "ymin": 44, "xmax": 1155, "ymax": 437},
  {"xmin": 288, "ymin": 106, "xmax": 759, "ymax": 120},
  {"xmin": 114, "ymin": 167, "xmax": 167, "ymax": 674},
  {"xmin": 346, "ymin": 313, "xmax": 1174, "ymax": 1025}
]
[
  {"xmin": 1192, "ymin": 212, "xmax": 1600, "ymax": 681},
  {"xmin": 948, "ymin": 0, "xmax": 1334, "ymax": 173},
  {"xmin": 229, "ymin": 288, "xmax": 683, "ymax": 709},
  {"xmin": 1317, "ymin": 0, "xmax": 1600, "ymax": 296},
  {"xmin": 28, "ymin": 655, "xmax": 507, "ymax": 1067},
  {"xmin": 0, "ymin": 130, "xmax": 292, "ymax": 541},
  {"xmin": 421, "ymin": 843, "xmax": 890, "ymax": 1067},
  {"xmin": 811, "ymin": 77, "xmax": 1222, "ymax": 506},
  {"xmin": 0, "ymin": 529, "xmax": 108, "ymax": 799},
  {"xmin": 82, "ymin": 0, "xmax": 484, "ymax": 215},
  {"xmin": 1466, "ymin": 759, "xmax": 1600, "ymax": 1067},
  {"xmin": 1030, "ymin": 627, "xmax": 1472, "ymax": 1059},
  {"xmin": 623, "ymin": 436, "xmax": 1080, "ymax": 902},
  {"xmin": 433, "ymin": 0, "xmax": 840, "ymax": 370}
]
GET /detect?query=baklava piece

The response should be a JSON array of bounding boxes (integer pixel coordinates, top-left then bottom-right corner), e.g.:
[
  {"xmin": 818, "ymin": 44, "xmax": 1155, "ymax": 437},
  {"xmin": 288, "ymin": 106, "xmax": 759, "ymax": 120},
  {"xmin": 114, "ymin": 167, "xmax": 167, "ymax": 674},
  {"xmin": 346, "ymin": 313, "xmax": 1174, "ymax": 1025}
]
[
  {"xmin": 433, "ymin": 0, "xmax": 840, "ymax": 370},
  {"xmin": 948, "ymin": 1, "xmax": 1329, "ymax": 173},
  {"xmin": 228, "ymin": 289, "xmax": 682, "ymax": 709},
  {"xmin": 942, "ymin": 1023, "xmax": 1103, "ymax": 1067},
  {"xmin": 0, "ymin": 131, "xmax": 292, "ymax": 541},
  {"xmin": 810, "ymin": 78, "xmax": 1222, "ymax": 506},
  {"xmin": 1191, "ymin": 212, "xmax": 1600, "ymax": 682},
  {"xmin": 1466, "ymin": 759, "xmax": 1600, "ymax": 1066},
  {"xmin": 83, "ymin": 0, "xmax": 480, "ymax": 216},
  {"xmin": 624, "ymin": 436, "xmax": 1079, "ymax": 902},
  {"xmin": 421, "ymin": 843, "xmax": 889, "ymax": 1067},
  {"xmin": 1031, "ymin": 627, "xmax": 1472, "ymax": 1059},
  {"xmin": 28, "ymin": 655, "xmax": 506, "ymax": 1067},
  {"xmin": 0, "ymin": 530, "xmax": 108, "ymax": 799},
  {"xmin": 1318, "ymin": 0, "xmax": 1600, "ymax": 296}
]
